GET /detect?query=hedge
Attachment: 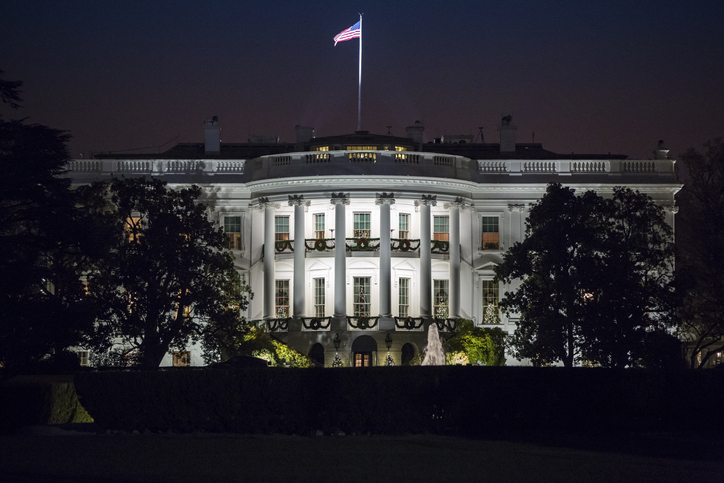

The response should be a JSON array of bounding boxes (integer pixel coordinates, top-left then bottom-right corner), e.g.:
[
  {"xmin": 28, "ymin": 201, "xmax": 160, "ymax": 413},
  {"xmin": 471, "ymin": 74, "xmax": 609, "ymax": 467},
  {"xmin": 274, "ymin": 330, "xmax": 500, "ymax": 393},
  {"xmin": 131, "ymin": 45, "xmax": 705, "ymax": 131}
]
[{"xmin": 73, "ymin": 366, "xmax": 724, "ymax": 436}]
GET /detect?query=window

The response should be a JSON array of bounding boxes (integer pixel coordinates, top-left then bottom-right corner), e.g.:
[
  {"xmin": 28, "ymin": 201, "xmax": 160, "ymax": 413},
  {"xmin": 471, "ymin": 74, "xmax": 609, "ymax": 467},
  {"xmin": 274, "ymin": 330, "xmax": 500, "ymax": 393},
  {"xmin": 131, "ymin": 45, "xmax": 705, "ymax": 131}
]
[
  {"xmin": 395, "ymin": 146, "xmax": 408, "ymax": 152},
  {"xmin": 433, "ymin": 280, "xmax": 449, "ymax": 319},
  {"xmin": 354, "ymin": 213, "xmax": 371, "ymax": 238},
  {"xmin": 399, "ymin": 278, "xmax": 410, "ymax": 318},
  {"xmin": 355, "ymin": 353, "xmax": 372, "ymax": 367},
  {"xmin": 275, "ymin": 216, "xmax": 289, "ymax": 241},
  {"xmin": 433, "ymin": 216, "xmax": 449, "ymax": 241},
  {"xmin": 76, "ymin": 350, "xmax": 90, "ymax": 367},
  {"xmin": 314, "ymin": 214, "xmax": 325, "ymax": 240},
  {"xmin": 314, "ymin": 278, "xmax": 325, "ymax": 317},
  {"xmin": 314, "ymin": 146, "xmax": 329, "ymax": 151},
  {"xmin": 224, "ymin": 216, "xmax": 242, "ymax": 250},
  {"xmin": 398, "ymin": 214, "xmax": 410, "ymax": 239},
  {"xmin": 354, "ymin": 277, "xmax": 370, "ymax": 317},
  {"xmin": 482, "ymin": 280, "xmax": 500, "ymax": 324},
  {"xmin": 347, "ymin": 145, "xmax": 377, "ymax": 151},
  {"xmin": 275, "ymin": 280, "xmax": 289, "ymax": 317},
  {"xmin": 173, "ymin": 351, "xmax": 191, "ymax": 367},
  {"xmin": 482, "ymin": 216, "xmax": 499, "ymax": 249},
  {"xmin": 125, "ymin": 216, "xmax": 142, "ymax": 242}
]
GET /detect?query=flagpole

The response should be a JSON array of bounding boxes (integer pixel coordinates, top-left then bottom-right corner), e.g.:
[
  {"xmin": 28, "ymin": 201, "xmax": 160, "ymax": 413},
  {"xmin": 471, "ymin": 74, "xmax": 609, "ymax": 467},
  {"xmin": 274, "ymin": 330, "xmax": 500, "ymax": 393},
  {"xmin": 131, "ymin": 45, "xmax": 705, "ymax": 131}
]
[{"xmin": 357, "ymin": 14, "xmax": 362, "ymax": 132}]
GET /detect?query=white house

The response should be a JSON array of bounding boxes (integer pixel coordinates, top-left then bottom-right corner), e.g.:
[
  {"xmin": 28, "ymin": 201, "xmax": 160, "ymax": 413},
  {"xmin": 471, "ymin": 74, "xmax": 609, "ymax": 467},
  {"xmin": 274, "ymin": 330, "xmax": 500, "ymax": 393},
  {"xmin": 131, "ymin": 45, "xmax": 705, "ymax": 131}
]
[{"xmin": 66, "ymin": 117, "xmax": 680, "ymax": 367}]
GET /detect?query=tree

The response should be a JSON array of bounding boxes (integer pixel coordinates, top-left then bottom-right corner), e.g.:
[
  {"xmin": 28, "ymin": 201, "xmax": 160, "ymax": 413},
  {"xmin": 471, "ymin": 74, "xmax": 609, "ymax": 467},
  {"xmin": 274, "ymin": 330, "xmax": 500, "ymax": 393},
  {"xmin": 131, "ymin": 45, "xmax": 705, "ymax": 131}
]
[
  {"xmin": 443, "ymin": 319, "xmax": 506, "ymax": 366},
  {"xmin": 0, "ymin": 72, "xmax": 98, "ymax": 371},
  {"xmin": 495, "ymin": 184, "xmax": 602, "ymax": 367},
  {"xmin": 581, "ymin": 187, "xmax": 676, "ymax": 368},
  {"xmin": 676, "ymin": 139, "xmax": 724, "ymax": 368},
  {"xmin": 83, "ymin": 177, "xmax": 246, "ymax": 369},
  {"xmin": 495, "ymin": 183, "xmax": 676, "ymax": 368}
]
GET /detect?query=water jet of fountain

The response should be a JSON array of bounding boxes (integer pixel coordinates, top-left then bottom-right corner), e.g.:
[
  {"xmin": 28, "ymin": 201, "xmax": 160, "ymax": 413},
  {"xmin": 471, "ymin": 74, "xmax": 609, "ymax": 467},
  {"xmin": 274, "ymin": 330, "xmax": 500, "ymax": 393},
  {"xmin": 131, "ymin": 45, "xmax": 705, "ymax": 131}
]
[{"xmin": 421, "ymin": 323, "xmax": 445, "ymax": 366}]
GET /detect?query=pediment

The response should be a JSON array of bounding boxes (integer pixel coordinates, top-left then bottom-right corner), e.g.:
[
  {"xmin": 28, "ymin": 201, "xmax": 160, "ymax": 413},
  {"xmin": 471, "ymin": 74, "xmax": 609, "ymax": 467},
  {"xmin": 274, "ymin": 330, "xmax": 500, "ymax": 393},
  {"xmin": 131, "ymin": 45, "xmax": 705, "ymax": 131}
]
[{"xmin": 474, "ymin": 253, "xmax": 503, "ymax": 270}]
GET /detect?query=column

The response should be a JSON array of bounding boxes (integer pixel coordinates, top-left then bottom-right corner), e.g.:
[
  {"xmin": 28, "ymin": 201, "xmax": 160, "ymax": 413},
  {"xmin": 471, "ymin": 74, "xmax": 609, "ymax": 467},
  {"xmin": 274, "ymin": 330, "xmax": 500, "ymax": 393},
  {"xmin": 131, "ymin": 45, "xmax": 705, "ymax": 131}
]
[
  {"xmin": 448, "ymin": 198, "xmax": 462, "ymax": 319},
  {"xmin": 419, "ymin": 195, "xmax": 436, "ymax": 319},
  {"xmin": 508, "ymin": 203, "xmax": 525, "ymax": 246},
  {"xmin": 331, "ymin": 193, "xmax": 349, "ymax": 330},
  {"xmin": 260, "ymin": 197, "xmax": 276, "ymax": 320},
  {"xmin": 289, "ymin": 195, "xmax": 306, "ymax": 318},
  {"xmin": 377, "ymin": 192, "xmax": 395, "ymax": 330}
]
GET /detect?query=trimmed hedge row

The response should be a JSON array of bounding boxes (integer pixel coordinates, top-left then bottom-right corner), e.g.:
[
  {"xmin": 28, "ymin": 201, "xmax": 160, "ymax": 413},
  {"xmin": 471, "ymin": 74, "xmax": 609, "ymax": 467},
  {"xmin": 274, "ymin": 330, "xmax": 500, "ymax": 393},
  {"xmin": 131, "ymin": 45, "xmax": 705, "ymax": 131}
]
[
  {"xmin": 0, "ymin": 375, "xmax": 94, "ymax": 431},
  {"xmin": 74, "ymin": 366, "xmax": 724, "ymax": 436}
]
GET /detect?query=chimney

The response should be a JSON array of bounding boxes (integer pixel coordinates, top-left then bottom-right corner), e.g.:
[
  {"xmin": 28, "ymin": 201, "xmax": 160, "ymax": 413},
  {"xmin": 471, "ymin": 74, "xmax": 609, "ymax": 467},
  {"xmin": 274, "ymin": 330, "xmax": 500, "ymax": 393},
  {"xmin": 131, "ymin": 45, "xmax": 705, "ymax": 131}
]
[
  {"xmin": 295, "ymin": 125, "xmax": 314, "ymax": 144},
  {"xmin": 654, "ymin": 140, "xmax": 670, "ymax": 160},
  {"xmin": 204, "ymin": 116, "xmax": 220, "ymax": 154},
  {"xmin": 406, "ymin": 120, "xmax": 424, "ymax": 145},
  {"xmin": 498, "ymin": 115, "xmax": 517, "ymax": 153}
]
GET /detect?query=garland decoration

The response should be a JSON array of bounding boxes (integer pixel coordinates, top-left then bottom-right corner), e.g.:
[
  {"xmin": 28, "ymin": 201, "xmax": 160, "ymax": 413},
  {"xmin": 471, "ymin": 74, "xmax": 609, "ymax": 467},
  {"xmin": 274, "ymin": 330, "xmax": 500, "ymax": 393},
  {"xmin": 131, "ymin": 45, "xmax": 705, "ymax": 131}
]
[{"xmin": 315, "ymin": 238, "xmax": 326, "ymax": 251}]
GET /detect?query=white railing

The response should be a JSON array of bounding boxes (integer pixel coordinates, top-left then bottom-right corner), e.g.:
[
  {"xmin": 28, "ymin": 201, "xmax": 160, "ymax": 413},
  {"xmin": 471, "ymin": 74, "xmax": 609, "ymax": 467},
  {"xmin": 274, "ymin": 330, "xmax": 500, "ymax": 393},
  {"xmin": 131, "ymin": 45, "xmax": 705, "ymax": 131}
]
[
  {"xmin": 65, "ymin": 159, "xmax": 245, "ymax": 176},
  {"xmin": 478, "ymin": 159, "xmax": 674, "ymax": 175}
]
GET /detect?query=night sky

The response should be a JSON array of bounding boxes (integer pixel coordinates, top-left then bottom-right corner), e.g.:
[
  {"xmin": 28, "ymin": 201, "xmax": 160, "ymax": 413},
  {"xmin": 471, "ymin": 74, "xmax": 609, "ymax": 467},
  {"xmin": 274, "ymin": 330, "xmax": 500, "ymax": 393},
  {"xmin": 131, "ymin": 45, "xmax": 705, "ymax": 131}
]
[{"xmin": 2, "ymin": 0, "xmax": 723, "ymax": 160}]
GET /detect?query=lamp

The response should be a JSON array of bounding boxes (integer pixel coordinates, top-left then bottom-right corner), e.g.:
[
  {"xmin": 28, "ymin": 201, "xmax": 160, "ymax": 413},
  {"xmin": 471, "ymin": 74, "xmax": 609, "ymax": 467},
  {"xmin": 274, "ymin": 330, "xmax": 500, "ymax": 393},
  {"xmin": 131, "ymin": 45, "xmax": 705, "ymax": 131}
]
[
  {"xmin": 385, "ymin": 333, "xmax": 393, "ymax": 351},
  {"xmin": 333, "ymin": 333, "xmax": 341, "ymax": 350}
]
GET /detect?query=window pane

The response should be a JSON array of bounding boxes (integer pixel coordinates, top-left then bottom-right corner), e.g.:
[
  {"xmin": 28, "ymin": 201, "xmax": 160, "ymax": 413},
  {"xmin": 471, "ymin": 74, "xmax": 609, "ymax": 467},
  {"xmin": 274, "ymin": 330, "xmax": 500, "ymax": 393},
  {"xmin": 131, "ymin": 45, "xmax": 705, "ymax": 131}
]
[
  {"xmin": 433, "ymin": 280, "xmax": 449, "ymax": 319},
  {"xmin": 354, "ymin": 213, "xmax": 370, "ymax": 238},
  {"xmin": 275, "ymin": 216, "xmax": 289, "ymax": 241},
  {"xmin": 354, "ymin": 277, "xmax": 370, "ymax": 316},
  {"xmin": 314, "ymin": 214, "xmax": 325, "ymax": 238},
  {"xmin": 482, "ymin": 280, "xmax": 500, "ymax": 324},
  {"xmin": 399, "ymin": 214, "xmax": 409, "ymax": 238},
  {"xmin": 399, "ymin": 278, "xmax": 409, "ymax": 318},
  {"xmin": 314, "ymin": 278, "xmax": 325, "ymax": 318},
  {"xmin": 433, "ymin": 216, "xmax": 449, "ymax": 241},
  {"xmin": 275, "ymin": 280, "xmax": 289, "ymax": 317},
  {"xmin": 224, "ymin": 216, "xmax": 242, "ymax": 250},
  {"xmin": 482, "ymin": 216, "xmax": 499, "ymax": 248}
]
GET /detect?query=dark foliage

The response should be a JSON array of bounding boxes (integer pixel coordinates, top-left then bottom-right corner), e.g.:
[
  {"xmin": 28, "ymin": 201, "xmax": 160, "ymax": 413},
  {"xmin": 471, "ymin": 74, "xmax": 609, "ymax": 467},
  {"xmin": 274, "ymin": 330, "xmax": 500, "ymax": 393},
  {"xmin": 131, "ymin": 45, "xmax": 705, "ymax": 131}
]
[
  {"xmin": 496, "ymin": 183, "xmax": 676, "ymax": 368},
  {"xmin": 676, "ymin": 139, "xmax": 724, "ymax": 368},
  {"xmin": 81, "ymin": 178, "xmax": 247, "ymax": 369}
]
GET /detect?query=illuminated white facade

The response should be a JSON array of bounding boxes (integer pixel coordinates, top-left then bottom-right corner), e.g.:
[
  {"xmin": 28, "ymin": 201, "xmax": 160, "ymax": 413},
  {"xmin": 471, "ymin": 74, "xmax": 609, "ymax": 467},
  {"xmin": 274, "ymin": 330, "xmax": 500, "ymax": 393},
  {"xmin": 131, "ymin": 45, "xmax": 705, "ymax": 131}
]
[{"xmin": 66, "ymin": 119, "xmax": 680, "ymax": 367}]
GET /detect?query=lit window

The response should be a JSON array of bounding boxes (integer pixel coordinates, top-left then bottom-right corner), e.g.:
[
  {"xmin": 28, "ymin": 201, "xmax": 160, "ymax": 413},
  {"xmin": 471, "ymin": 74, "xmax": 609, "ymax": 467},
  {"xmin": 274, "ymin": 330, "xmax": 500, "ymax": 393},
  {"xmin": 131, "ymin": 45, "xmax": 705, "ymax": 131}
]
[
  {"xmin": 314, "ymin": 146, "xmax": 329, "ymax": 151},
  {"xmin": 224, "ymin": 216, "xmax": 242, "ymax": 250},
  {"xmin": 395, "ymin": 146, "xmax": 408, "ymax": 152},
  {"xmin": 354, "ymin": 213, "xmax": 371, "ymax": 238},
  {"xmin": 275, "ymin": 280, "xmax": 289, "ymax": 318},
  {"xmin": 314, "ymin": 214, "xmax": 325, "ymax": 240},
  {"xmin": 173, "ymin": 351, "xmax": 190, "ymax": 367},
  {"xmin": 399, "ymin": 278, "xmax": 410, "ymax": 318},
  {"xmin": 77, "ymin": 350, "xmax": 90, "ymax": 367},
  {"xmin": 354, "ymin": 277, "xmax": 370, "ymax": 317},
  {"xmin": 433, "ymin": 216, "xmax": 449, "ymax": 241},
  {"xmin": 398, "ymin": 214, "xmax": 410, "ymax": 239},
  {"xmin": 125, "ymin": 216, "xmax": 142, "ymax": 242},
  {"xmin": 433, "ymin": 280, "xmax": 449, "ymax": 319},
  {"xmin": 314, "ymin": 278, "xmax": 325, "ymax": 317},
  {"xmin": 482, "ymin": 216, "xmax": 499, "ymax": 249},
  {"xmin": 347, "ymin": 145, "xmax": 377, "ymax": 150},
  {"xmin": 275, "ymin": 216, "xmax": 289, "ymax": 241},
  {"xmin": 482, "ymin": 280, "xmax": 500, "ymax": 324}
]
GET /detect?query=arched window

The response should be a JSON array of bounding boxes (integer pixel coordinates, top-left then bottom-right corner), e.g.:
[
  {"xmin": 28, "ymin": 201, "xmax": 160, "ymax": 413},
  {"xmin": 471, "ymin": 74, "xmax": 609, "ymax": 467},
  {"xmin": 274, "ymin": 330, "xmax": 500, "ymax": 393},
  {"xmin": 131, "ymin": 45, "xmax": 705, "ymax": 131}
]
[{"xmin": 309, "ymin": 343, "xmax": 324, "ymax": 367}]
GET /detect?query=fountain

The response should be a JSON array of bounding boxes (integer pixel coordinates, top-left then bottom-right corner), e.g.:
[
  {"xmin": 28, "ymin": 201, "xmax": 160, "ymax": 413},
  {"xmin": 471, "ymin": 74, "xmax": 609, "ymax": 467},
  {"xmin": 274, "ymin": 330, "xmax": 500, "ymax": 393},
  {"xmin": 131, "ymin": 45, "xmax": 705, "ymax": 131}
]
[{"xmin": 421, "ymin": 323, "xmax": 445, "ymax": 365}]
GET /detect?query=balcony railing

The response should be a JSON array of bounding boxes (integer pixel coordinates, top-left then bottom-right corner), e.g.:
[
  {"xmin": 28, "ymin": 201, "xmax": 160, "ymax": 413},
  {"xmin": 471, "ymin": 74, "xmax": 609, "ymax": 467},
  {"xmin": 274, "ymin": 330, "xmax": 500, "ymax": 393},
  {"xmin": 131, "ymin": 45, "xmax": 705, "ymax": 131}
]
[
  {"xmin": 347, "ymin": 315, "xmax": 379, "ymax": 330},
  {"xmin": 391, "ymin": 238, "xmax": 420, "ymax": 252},
  {"xmin": 431, "ymin": 240, "xmax": 449, "ymax": 254},
  {"xmin": 304, "ymin": 238, "xmax": 335, "ymax": 252},
  {"xmin": 394, "ymin": 316, "xmax": 424, "ymax": 330},
  {"xmin": 346, "ymin": 237, "xmax": 380, "ymax": 251},
  {"xmin": 301, "ymin": 316, "xmax": 332, "ymax": 331}
]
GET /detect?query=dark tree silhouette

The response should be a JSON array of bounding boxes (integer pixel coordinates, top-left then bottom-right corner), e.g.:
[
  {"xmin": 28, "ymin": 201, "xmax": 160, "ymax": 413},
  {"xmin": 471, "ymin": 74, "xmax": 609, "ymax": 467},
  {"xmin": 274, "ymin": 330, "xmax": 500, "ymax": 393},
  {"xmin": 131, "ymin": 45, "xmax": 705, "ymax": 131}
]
[
  {"xmin": 82, "ymin": 178, "xmax": 246, "ymax": 369},
  {"xmin": 0, "ymin": 73, "xmax": 96, "ymax": 370},
  {"xmin": 677, "ymin": 139, "xmax": 724, "ymax": 368},
  {"xmin": 495, "ymin": 183, "xmax": 676, "ymax": 368}
]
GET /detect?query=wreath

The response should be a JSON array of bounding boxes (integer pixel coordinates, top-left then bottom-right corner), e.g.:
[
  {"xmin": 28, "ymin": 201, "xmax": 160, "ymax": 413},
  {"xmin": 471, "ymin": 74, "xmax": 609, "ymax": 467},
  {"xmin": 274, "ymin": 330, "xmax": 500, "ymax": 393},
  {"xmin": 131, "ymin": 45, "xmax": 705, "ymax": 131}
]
[
  {"xmin": 309, "ymin": 318, "xmax": 321, "ymax": 330},
  {"xmin": 404, "ymin": 316, "xmax": 415, "ymax": 330},
  {"xmin": 400, "ymin": 239, "xmax": 411, "ymax": 251},
  {"xmin": 358, "ymin": 237, "xmax": 368, "ymax": 248},
  {"xmin": 314, "ymin": 239, "xmax": 326, "ymax": 251},
  {"xmin": 357, "ymin": 316, "xmax": 369, "ymax": 329}
]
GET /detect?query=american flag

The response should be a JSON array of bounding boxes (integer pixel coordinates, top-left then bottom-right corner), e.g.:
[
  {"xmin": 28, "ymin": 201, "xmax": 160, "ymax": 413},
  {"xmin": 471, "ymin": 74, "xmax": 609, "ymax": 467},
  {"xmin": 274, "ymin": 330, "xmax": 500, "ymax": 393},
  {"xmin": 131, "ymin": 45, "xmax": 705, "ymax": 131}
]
[{"xmin": 334, "ymin": 21, "xmax": 361, "ymax": 46}]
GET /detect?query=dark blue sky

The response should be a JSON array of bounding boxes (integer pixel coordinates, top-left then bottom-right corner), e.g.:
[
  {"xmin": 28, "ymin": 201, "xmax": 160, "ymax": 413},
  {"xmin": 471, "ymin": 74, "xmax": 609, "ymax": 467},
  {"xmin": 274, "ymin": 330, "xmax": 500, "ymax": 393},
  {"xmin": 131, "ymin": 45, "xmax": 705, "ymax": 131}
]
[{"xmin": 2, "ymin": 0, "xmax": 723, "ymax": 159}]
